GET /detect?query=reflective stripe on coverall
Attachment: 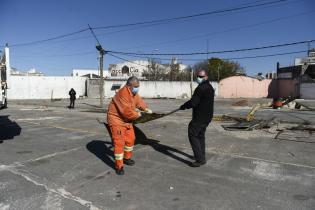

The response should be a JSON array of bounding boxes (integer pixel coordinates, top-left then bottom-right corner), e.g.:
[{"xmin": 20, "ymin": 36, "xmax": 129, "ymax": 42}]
[{"xmin": 107, "ymin": 85, "xmax": 147, "ymax": 169}]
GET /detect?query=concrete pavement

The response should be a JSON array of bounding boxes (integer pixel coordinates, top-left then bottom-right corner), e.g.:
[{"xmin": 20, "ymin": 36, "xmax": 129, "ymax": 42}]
[{"xmin": 0, "ymin": 99, "xmax": 314, "ymax": 210}]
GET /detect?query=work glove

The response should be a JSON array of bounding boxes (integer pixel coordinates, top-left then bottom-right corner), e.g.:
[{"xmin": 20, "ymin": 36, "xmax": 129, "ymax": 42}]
[
  {"xmin": 144, "ymin": 108, "xmax": 153, "ymax": 114},
  {"xmin": 179, "ymin": 104, "xmax": 186, "ymax": 110}
]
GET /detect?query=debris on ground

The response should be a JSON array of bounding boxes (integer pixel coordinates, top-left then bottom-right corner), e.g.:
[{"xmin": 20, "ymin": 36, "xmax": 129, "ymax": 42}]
[
  {"xmin": 274, "ymin": 124, "xmax": 315, "ymax": 143},
  {"xmin": 232, "ymin": 99, "xmax": 250, "ymax": 107},
  {"xmin": 221, "ymin": 120, "xmax": 269, "ymax": 131}
]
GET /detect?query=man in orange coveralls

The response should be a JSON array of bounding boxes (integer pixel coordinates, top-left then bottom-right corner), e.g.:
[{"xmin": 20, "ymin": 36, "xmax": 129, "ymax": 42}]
[{"xmin": 107, "ymin": 76, "xmax": 152, "ymax": 175}]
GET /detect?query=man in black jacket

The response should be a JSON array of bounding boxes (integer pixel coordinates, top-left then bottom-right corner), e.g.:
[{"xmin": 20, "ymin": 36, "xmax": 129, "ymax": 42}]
[
  {"xmin": 69, "ymin": 88, "xmax": 76, "ymax": 109},
  {"xmin": 179, "ymin": 69, "xmax": 214, "ymax": 167}
]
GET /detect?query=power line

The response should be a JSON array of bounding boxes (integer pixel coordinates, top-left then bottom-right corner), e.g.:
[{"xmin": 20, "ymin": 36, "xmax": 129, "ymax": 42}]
[
  {"xmin": 9, "ymin": 28, "xmax": 89, "ymax": 47},
  {"xmin": 107, "ymin": 39, "xmax": 315, "ymax": 56},
  {"xmin": 117, "ymin": 10, "xmax": 314, "ymax": 51},
  {"xmin": 107, "ymin": 53, "xmax": 150, "ymax": 68},
  {"xmin": 88, "ymin": 24, "xmax": 102, "ymax": 46},
  {"xmin": 225, "ymin": 50, "xmax": 307, "ymax": 60},
  {"xmin": 25, "ymin": 7, "xmax": 310, "ymax": 49},
  {"xmin": 14, "ymin": 51, "xmax": 96, "ymax": 58},
  {"xmin": 1, "ymin": 0, "xmax": 292, "ymax": 48},
  {"xmin": 110, "ymin": 50, "xmax": 307, "ymax": 61},
  {"xmin": 93, "ymin": 0, "xmax": 288, "ymax": 30}
]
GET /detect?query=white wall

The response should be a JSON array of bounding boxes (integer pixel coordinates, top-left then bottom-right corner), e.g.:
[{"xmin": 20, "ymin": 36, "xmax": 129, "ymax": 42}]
[
  {"xmin": 88, "ymin": 79, "xmax": 218, "ymax": 99},
  {"xmin": 300, "ymin": 83, "xmax": 315, "ymax": 99},
  {"xmin": 8, "ymin": 76, "xmax": 87, "ymax": 99}
]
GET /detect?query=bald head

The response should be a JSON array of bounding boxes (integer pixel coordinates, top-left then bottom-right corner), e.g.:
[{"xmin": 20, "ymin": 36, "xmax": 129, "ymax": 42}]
[
  {"xmin": 196, "ymin": 69, "xmax": 209, "ymax": 81},
  {"xmin": 126, "ymin": 76, "xmax": 139, "ymax": 87},
  {"xmin": 196, "ymin": 69, "xmax": 208, "ymax": 77},
  {"xmin": 126, "ymin": 76, "xmax": 140, "ymax": 95}
]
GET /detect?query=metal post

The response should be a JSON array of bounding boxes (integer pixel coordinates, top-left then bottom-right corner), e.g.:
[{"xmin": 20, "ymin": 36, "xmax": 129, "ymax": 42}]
[{"xmin": 99, "ymin": 51, "xmax": 104, "ymax": 108}]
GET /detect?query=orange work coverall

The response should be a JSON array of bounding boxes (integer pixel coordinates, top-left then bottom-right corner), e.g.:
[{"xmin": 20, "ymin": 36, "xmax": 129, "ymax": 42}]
[{"xmin": 107, "ymin": 85, "xmax": 148, "ymax": 169}]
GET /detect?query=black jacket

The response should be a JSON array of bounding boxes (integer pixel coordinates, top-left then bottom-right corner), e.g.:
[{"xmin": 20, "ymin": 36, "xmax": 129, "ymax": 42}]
[
  {"xmin": 182, "ymin": 80, "xmax": 214, "ymax": 124},
  {"xmin": 69, "ymin": 89, "xmax": 76, "ymax": 100}
]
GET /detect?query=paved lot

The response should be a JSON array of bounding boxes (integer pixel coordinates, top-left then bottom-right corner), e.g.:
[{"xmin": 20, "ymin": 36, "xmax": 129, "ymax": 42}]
[{"xmin": 0, "ymin": 98, "xmax": 315, "ymax": 210}]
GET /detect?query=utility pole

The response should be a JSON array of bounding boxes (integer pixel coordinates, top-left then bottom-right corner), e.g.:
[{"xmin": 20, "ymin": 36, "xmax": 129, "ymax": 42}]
[
  {"xmin": 88, "ymin": 24, "xmax": 106, "ymax": 108},
  {"xmin": 98, "ymin": 48, "xmax": 105, "ymax": 107}
]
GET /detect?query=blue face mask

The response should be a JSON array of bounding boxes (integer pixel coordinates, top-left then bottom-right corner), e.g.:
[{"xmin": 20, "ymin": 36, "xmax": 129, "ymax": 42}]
[
  {"xmin": 132, "ymin": 87, "xmax": 139, "ymax": 94},
  {"xmin": 196, "ymin": 77, "xmax": 204, "ymax": 84}
]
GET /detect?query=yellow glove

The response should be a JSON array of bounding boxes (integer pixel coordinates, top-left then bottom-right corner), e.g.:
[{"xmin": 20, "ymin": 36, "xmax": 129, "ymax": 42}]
[{"xmin": 144, "ymin": 108, "xmax": 153, "ymax": 114}]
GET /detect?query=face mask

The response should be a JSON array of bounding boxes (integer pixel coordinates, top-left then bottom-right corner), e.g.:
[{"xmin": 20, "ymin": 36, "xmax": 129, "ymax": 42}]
[
  {"xmin": 196, "ymin": 77, "xmax": 204, "ymax": 84},
  {"xmin": 132, "ymin": 87, "xmax": 139, "ymax": 94}
]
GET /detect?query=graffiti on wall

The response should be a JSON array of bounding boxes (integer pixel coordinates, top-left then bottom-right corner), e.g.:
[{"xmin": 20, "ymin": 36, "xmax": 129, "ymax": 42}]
[{"xmin": 110, "ymin": 65, "xmax": 141, "ymax": 77}]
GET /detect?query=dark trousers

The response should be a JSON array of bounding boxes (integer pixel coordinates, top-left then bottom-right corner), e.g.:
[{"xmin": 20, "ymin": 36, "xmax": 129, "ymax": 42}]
[
  {"xmin": 70, "ymin": 99, "xmax": 75, "ymax": 108},
  {"xmin": 188, "ymin": 121, "xmax": 209, "ymax": 162}
]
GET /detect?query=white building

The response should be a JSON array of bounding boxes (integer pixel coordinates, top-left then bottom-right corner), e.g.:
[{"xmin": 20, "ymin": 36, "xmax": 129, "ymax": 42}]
[
  {"xmin": 294, "ymin": 49, "xmax": 315, "ymax": 66},
  {"xmin": 10, "ymin": 68, "xmax": 44, "ymax": 76},
  {"xmin": 109, "ymin": 60, "xmax": 148, "ymax": 79},
  {"xmin": 72, "ymin": 69, "xmax": 109, "ymax": 79},
  {"xmin": 108, "ymin": 58, "xmax": 188, "ymax": 79}
]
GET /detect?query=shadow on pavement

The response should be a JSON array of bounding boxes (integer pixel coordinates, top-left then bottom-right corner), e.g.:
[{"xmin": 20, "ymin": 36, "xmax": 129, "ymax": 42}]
[
  {"xmin": 134, "ymin": 125, "xmax": 193, "ymax": 165},
  {"xmin": 86, "ymin": 140, "xmax": 115, "ymax": 169},
  {"xmin": 0, "ymin": 115, "xmax": 22, "ymax": 143},
  {"xmin": 88, "ymin": 123, "xmax": 193, "ymax": 168}
]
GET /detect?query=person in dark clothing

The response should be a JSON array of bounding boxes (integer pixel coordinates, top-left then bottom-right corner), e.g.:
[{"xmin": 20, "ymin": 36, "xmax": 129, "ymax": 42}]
[
  {"xmin": 179, "ymin": 69, "xmax": 214, "ymax": 167},
  {"xmin": 69, "ymin": 88, "xmax": 76, "ymax": 108}
]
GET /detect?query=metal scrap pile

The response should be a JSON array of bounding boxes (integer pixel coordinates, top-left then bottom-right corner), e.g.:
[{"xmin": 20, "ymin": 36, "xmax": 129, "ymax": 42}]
[{"xmin": 216, "ymin": 100, "xmax": 315, "ymax": 142}]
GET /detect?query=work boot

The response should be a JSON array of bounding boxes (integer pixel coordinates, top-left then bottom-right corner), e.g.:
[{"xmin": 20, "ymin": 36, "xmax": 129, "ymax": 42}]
[
  {"xmin": 190, "ymin": 160, "xmax": 206, "ymax": 167},
  {"xmin": 124, "ymin": 159, "xmax": 135, "ymax": 166},
  {"xmin": 115, "ymin": 167, "xmax": 124, "ymax": 175}
]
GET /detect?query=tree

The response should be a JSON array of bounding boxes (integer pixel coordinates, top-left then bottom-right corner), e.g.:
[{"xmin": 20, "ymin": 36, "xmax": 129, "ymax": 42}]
[
  {"xmin": 142, "ymin": 58, "xmax": 168, "ymax": 81},
  {"xmin": 193, "ymin": 58, "xmax": 245, "ymax": 81},
  {"xmin": 143, "ymin": 58, "xmax": 192, "ymax": 81}
]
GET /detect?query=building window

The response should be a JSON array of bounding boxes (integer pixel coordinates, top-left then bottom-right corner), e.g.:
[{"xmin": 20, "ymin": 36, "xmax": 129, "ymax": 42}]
[{"xmin": 122, "ymin": 66, "xmax": 129, "ymax": 75}]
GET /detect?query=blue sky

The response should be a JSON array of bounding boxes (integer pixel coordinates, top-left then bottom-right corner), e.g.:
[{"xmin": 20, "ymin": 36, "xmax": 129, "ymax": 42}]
[{"xmin": 1, "ymin": 0, "xmax": 314, "ymax": 76}]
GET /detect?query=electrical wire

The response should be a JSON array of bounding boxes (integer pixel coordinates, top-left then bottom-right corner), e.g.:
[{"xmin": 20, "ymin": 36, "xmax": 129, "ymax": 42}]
[
  {"xmin": 117, "ymin": 10, "xmax": 315, "ymax": 51},
  {"xmin": 93, "ymin": 0, "xmax": 288, "ymax": 30},
  {"xmin": 108, "ymin": 50, "xmax": 307, "ymax": 61},
  {"xmin": 9, "ymin": 28, "xmax": 89, "ymax": 47},
  {"xmin": 107, "ymin": 53, "xmax": 151, "ymax": 68},
  {"xmin": 107, "ymin": 39, "xmax": 315, "ymax": 56},
  {"xmin": 1, "ymin": 0, "xmax": 290, "ymax": 48}
]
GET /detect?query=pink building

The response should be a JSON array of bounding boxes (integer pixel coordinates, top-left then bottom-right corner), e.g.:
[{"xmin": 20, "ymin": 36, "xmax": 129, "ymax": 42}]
[{"xmin": 218, "ymin": 76, "xmax": 272, "ymax": 98}]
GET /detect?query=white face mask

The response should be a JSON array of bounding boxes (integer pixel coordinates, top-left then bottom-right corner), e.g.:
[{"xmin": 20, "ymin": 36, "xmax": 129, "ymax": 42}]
[
  {"xmin": 196, "ymin": 77, "xmax": 204, "ymax": 84},
  {"xmin": 132, "ymin": 87, "xmax": 139, "ymax": 94}
]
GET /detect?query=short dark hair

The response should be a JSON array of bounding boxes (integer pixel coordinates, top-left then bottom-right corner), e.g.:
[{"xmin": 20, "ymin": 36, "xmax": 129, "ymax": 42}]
[{"xmin": 126, "ymin": 76, "xmax": 139, "ymax": 85}]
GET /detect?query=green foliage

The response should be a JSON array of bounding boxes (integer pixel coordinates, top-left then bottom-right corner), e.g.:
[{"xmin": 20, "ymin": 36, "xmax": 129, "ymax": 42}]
[{"xmin": 194, "ymin": 58, "xmax": 246, "ymax": 81}]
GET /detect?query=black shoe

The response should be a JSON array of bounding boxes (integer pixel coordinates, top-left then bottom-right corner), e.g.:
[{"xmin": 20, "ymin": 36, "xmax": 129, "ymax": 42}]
[
  {"xmin": 115, "ymin": 168, "xmax": 124, "ymax": 175},
  {"xmin": 116, "ymin": 168, "xmax": 125, "ymax": 175},
  {"xmin": 124, "ymin": 159, "xmax": 135, "ymax": 166},
  {"xmin": 190, "ymin": 160, "xmax": 206, "ymax": 167}
]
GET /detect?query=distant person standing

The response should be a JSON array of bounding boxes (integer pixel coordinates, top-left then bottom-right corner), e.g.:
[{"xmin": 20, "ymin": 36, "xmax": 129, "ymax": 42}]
[
  {"xmin": 69, "ymin": 88, "xmax": 76, "ymax": 108},
  {"xmin": 179, "ymin": 69, "xmax": 214, "ymax": 167}
]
